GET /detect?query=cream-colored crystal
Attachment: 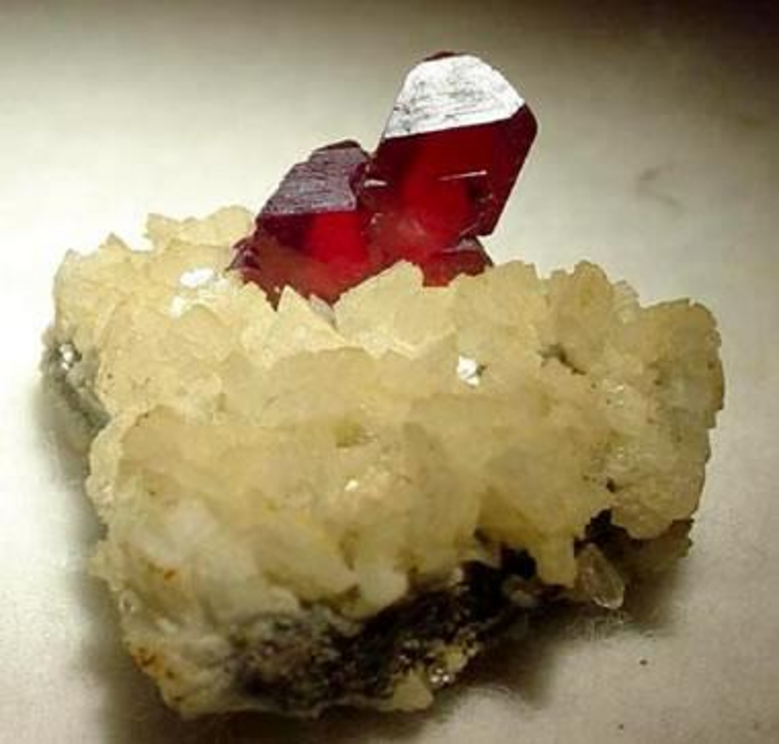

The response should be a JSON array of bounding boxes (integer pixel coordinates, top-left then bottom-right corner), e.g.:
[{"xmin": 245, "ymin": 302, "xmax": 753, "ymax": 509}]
[{"xmin": 48, "ymin": 207, "xmax": 723, "ymax": 716}]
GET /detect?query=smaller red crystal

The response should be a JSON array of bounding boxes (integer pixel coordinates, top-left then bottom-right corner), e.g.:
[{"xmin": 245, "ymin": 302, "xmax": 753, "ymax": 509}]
[
  {"xmin": 233, "ymin": 53, "xmax": 537, "ymax": 303},
  {"xmin": 234, "ymin": 141, "xmax": 373, "ymax": 303},
  {"xmin": 258, "ymin": 141, "xmax": 370, "ymax": 269}
]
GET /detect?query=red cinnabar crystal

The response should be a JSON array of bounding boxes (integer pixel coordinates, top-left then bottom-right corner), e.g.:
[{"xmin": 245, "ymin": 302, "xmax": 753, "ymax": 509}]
[{"xmin": 232, "ymin": 53, "xmax": 537, "ymax": 303}]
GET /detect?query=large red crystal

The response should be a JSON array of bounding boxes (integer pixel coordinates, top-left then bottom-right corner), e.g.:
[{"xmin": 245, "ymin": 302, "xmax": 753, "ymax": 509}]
[{"xmin": 232, "ymin": 53, "xmax": 537, "ymax": 303}]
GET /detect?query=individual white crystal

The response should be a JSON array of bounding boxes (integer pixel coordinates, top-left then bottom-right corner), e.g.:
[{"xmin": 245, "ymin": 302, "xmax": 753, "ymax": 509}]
[
  {"xmin": 179, "ymin": 267, "xmax": 216, "ymax": 289},
  {"xmin": 456, "ymin": 355, "xmax": 482, "ymax": 386},
  {"xmin": 575, "ymin": 544, "xmax": 626, "ymax": 610}
]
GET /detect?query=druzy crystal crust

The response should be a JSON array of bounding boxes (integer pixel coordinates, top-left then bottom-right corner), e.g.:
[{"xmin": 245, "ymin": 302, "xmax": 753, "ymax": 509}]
[
  {"xmin": 47, "ymin": 207, "xmax": 724, "ymax": 716},
  {"xmin": 233, "ymin": 53, "xmax": 538, "ymax": 302}
]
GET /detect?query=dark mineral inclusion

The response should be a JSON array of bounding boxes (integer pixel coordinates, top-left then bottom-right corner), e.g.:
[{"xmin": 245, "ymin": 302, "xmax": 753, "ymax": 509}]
[{"xmin": 237, "ymin": 551, "xmax": 541, "ymax": 715}]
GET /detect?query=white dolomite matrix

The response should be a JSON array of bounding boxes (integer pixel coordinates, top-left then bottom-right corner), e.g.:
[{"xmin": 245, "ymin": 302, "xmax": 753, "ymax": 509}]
[{"xmin": 44, "ymin": 207, "xmax": 723, "ymax": 717}]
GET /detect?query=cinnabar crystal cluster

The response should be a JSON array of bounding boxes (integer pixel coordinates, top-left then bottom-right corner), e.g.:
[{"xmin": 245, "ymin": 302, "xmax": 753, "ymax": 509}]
[{"xmin": 232, "ymin": 53, "xmax": 537, "ymax": 303}]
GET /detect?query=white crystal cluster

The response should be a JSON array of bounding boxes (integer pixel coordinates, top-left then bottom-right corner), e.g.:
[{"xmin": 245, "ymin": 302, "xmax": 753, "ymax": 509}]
[{"xmin": 48, "ymin": 207, "xmax": 723, "ymax": 715}]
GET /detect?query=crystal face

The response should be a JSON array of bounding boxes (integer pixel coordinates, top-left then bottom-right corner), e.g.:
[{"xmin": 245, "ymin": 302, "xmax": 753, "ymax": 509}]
[{"xmin": 233, "ymin": 53, "xmax": 537, "ymax": 302}]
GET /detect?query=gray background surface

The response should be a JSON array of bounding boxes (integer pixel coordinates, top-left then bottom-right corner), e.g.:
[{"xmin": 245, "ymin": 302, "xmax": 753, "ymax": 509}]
[{"xmin": 1, "ymin": 1, "xmax": 777, "ymax": 741}]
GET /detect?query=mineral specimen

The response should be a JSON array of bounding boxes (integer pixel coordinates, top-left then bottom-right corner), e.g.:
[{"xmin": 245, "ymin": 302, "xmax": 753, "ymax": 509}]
[{"xmin": 42, "ymin": 53, "xmax": 723, "ymax": 720}]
